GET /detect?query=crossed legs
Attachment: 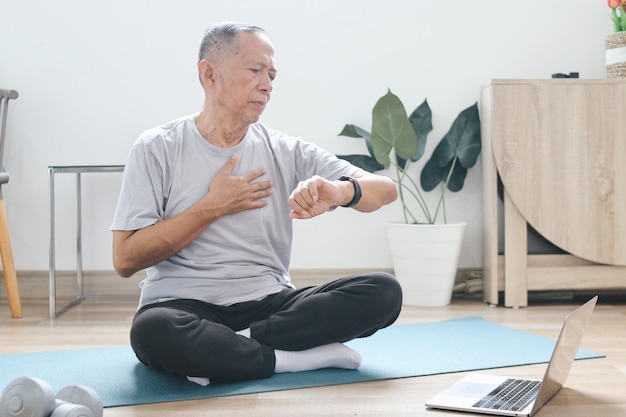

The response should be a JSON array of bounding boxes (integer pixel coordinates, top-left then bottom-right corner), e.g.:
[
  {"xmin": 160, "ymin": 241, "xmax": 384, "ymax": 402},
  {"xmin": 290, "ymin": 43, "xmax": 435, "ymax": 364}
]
[{"xmin": 130, "ymin": 272, "xmax": 402, "ymax": 381}]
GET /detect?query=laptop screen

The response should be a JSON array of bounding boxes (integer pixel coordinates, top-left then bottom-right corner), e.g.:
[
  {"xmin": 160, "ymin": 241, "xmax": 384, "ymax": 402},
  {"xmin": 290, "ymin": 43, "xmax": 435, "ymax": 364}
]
[{"xmin": 530, "ymin": 296, "xmax": 597, "ymax": 414}]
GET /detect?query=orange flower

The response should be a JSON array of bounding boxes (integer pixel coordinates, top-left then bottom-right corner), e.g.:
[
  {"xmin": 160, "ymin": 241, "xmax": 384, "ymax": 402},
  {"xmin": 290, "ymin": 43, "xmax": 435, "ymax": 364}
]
[{"xmin": 609, "ymin": 0, "xmax": 626, "ymax": 32}]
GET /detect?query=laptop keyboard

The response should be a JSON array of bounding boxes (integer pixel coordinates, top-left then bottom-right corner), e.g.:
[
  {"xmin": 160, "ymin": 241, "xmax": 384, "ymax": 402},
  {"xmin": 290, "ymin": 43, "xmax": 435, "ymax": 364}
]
[{"xmin": 473, "ymin": 378, "xmax": 542, "ymax": 412}]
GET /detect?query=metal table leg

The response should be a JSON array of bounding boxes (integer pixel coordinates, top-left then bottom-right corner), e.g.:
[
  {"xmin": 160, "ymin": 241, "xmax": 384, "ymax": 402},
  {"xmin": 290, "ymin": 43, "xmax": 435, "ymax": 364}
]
[{"xmin": 48, "ymin": 165, "xmax": 124, "ymax": 319}]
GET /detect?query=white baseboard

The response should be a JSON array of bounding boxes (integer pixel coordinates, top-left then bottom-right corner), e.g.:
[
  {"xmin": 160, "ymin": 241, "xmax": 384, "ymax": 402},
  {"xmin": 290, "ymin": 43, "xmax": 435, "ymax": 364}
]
[
  {"xmin": 0, "ymin": 269, "xmax": 393, "ymax": 301},
  {"xmin": 0, "ymin": 270, "xmax": 144, "ymax": 301},
  {"xmin": 0, "ymin": 268, "xmax": 478, "ymax": 301}
]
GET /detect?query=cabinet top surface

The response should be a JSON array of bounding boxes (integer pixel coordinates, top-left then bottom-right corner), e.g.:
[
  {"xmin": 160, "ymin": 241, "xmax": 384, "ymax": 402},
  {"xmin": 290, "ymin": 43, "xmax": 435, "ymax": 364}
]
[{"xmin": 483, "ymin": 78, "xmax": 626, "ymax": 87}]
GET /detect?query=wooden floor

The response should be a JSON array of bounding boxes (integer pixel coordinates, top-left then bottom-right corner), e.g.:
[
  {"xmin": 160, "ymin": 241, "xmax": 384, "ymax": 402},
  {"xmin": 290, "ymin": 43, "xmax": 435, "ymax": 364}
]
[{"xmin": 1, "ymin": 293, "xmax": 625, "ymax": 417}]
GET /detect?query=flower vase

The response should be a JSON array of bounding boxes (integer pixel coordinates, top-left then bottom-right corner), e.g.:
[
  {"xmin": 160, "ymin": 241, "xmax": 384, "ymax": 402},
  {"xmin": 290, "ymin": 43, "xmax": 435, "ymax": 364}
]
[{"xmin": 606, "ymin": 31, "xmax": 626, "ymax": 78}]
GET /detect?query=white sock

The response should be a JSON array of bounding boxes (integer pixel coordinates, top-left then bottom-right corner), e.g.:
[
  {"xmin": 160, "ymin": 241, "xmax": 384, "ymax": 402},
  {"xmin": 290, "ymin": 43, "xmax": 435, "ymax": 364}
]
[
  {"xmin": 186, "ymin": 376, "xmax": 210, "ymax": 386},
  {"xmin": 236, "ymin": 328, "xmax": 251, "ymax": 338},
  {"xmin": 274, "ymin": 343, "xmax": 362, "ymax": 373}
]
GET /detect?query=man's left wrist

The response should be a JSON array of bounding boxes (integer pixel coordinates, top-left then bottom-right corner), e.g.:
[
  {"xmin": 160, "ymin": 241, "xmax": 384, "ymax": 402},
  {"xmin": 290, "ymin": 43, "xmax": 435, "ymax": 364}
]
[{"xmin": 338, "ymin": 176, "xmax": 362, "ymax": 208}]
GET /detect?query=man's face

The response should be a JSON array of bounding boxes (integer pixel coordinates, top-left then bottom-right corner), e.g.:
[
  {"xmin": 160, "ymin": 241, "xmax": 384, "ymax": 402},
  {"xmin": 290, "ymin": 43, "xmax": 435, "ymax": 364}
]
[{"xmin": 213, "ymin": 32, "xmax": 277, "ymax": 125}]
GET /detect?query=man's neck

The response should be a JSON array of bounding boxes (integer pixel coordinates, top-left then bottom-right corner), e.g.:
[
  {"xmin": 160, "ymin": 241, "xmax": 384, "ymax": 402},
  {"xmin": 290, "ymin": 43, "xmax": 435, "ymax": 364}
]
[{"xmin": 195, "ymin": 110, "xmax": 249, "ymax": 148}]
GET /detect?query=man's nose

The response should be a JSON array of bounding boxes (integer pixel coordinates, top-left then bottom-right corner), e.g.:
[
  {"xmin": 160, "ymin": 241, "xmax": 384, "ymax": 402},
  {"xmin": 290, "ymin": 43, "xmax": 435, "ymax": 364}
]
[{"xmin": 260, "ymin": 73, "xmax": 273, "ymax": 92}]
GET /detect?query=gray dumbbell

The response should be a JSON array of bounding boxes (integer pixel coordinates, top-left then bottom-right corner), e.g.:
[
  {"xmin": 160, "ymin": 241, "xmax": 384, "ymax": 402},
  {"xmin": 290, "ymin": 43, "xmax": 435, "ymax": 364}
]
[
  {"xmin": 0, "ymin": 377, "xmax": 102, "ymax": 417},
  {"xmin": 52, "ymin": 385, "xmax": 102, "ymax": 417},
  {"xmin": 0, "ymin": 377, "xmax": 55, "ymax": 417}
]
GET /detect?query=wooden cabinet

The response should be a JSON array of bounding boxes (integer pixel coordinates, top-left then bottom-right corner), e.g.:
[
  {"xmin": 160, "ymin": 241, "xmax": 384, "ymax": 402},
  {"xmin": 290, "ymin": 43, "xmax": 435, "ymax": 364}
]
[{"xmin": 481, "ymin": 79, "xmax": 626, "ymax": 307}]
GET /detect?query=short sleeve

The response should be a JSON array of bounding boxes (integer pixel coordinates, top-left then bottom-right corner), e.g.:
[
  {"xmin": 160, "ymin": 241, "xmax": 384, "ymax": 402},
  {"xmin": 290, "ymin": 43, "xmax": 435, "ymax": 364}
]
[{"xmin": 110, "ymin": 134, "xmax": 172, "ymax": 231}]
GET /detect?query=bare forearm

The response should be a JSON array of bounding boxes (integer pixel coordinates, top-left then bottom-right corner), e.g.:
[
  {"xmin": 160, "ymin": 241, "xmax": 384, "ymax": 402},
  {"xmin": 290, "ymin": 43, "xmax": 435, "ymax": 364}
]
[
  {"xmin": 113, "ymin": 202, "xmax": 223, "ymax": 277},
  {"xmin": 352, "ymin": 172, "xmax": 397, "ymax": 212}
]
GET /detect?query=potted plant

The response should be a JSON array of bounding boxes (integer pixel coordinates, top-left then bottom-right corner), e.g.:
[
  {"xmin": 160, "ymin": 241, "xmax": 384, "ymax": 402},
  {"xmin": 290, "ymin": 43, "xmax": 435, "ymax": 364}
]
[
  {"xmin": 337, "ymin": 89, "xmax": 481, "ymax": 306},
  {"xmin": 607, "ymin": 0, "xmax": 626, "ymax": 78}
]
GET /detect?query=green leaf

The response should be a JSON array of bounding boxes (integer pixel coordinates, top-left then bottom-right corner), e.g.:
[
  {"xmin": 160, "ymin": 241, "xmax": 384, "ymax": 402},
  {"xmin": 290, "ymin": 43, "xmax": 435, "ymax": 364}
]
[
  {"xmin": 339, "ymin": 124, "xmax": 369, "ymax": 139},
  {"xmin": 338, "ymin": 124, "xmax": 377, "ymax": 160},
  {"xmin": 420, "ymin": 158, "xmax": 446, "ymax": 192},
  {"xmin": 455, "ymin": 103, "xmax": 481, "ymax": 168},
  {"xmin": 420, "ymin": 157, "xmax": 468, "ymax": 192},
  {"xmin": 336, "ymin": 154, "xmax": 385, "ymax": 173},
  {"xmin": 408, "ymin": 99, "xmax": 432, "ymax": 162},
  {"xmin": 395, "ymin": 155, "xmax": 409, "ymax": 171},
  {"xmin": 433, "ymin": 102, "xmax": 481, "ymax": 169},
  {"xmin": 447, "ymin": 161, "xmax": 468, "ymax": 192},
  {"xmin": 371, "ymin": 89, "xmax": 418, "ymax": 168},
  {"xmin": 421, "ymin": 102, "xmax": 481, "ymax": 191}
]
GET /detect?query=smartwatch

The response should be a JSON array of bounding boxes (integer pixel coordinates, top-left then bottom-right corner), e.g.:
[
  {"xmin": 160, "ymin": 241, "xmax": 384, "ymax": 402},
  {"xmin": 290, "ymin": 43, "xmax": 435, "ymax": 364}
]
[{"xmin": 339, "ymin": 175, "xmax": 362, "ymax": 208}]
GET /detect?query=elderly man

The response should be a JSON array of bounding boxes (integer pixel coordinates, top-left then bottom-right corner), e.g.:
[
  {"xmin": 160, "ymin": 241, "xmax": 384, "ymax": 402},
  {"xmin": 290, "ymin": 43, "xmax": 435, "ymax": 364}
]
[{"xmin": 111, "ymin": 22, "xmax": 402, "ymax": 384}]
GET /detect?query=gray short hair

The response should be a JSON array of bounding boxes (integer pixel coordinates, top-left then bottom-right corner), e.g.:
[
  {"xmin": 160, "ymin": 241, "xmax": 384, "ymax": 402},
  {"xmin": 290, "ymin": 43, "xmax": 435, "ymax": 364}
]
[{"xmin": 198, "ymin": 22, "xmax": 266, "ymax": 64}]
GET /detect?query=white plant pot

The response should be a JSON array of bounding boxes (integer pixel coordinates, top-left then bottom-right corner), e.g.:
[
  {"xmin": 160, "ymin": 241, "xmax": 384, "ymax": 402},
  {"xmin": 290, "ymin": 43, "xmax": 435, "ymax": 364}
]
[{"xmin": 385, "ymin": 221, "xmax": 466, "ymax": 307}]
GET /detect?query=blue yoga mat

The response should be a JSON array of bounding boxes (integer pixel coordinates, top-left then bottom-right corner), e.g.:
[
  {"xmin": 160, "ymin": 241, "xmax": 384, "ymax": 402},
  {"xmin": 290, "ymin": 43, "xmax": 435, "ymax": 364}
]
[{"xmin": 0, "ymin": 316, "xmax": 603, "ymax": 408}]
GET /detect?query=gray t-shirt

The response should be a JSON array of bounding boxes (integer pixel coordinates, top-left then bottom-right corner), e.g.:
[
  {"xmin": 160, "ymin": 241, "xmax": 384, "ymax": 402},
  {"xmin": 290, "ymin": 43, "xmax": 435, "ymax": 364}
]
[{"xmin": 111, "ymin": 114, "xmax": 356, "ymax": 308}]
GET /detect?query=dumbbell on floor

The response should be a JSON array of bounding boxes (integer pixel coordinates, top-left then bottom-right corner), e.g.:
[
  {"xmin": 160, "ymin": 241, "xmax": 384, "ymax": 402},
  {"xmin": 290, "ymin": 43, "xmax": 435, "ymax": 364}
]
[
  {"xmin": 52, "ymin": 385, "xmax": 102, "ymax": 417},
  {"xmin": 0, "ymin": 377, "xmax": 102, "ymax": 417}
]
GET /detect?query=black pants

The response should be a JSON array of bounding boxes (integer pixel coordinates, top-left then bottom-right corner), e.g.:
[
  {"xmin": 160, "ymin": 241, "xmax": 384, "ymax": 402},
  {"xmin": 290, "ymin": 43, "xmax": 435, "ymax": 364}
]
[{"xmin": 130, "ymin": 272, "xmax": 402, "ymax": 381}]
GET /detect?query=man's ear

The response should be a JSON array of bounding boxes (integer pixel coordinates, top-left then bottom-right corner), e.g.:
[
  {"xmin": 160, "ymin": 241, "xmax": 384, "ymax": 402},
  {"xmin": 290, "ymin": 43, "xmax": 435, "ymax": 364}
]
[{"xmin": 198, "ymin": 59, "xmax": 216, "ymax": 87}]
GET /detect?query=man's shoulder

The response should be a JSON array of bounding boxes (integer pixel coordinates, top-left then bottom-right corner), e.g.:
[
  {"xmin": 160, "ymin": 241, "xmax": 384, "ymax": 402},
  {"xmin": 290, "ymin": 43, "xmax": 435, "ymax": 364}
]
[{"xmin": 136, "ymin": 114, "xmax": 196, "ymax": 146}]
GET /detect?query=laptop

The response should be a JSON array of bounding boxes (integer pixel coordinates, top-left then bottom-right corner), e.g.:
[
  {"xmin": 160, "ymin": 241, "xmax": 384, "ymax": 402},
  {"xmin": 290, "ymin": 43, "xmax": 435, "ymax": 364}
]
[{"xmin": 425, "ymin": 296, "xmax": 598, "ymax": 417}]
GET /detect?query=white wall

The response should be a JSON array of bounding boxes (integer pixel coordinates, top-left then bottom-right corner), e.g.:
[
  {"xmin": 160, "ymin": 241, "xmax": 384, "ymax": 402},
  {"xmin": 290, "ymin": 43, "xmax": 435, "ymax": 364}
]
[{"xmin": 0, "ymin": 0, "xmax": 610, "ymax": 272}]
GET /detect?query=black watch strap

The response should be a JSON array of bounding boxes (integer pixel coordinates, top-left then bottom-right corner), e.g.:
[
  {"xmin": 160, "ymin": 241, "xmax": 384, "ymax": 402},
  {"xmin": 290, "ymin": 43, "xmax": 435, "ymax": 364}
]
[{"xmin": 339, "ymin": 175, "xmax": 362, "ymax": 208}]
